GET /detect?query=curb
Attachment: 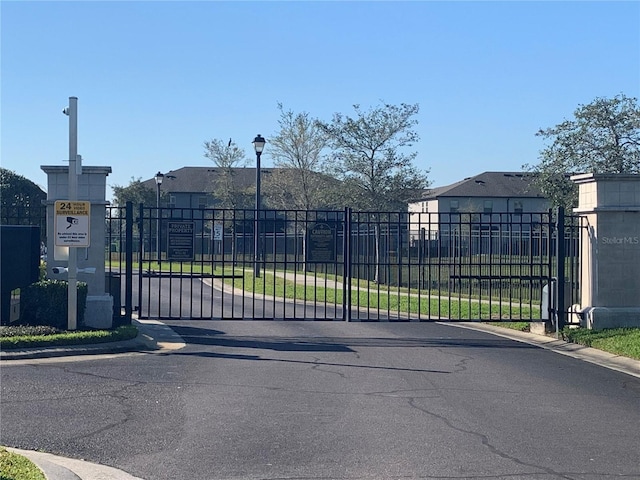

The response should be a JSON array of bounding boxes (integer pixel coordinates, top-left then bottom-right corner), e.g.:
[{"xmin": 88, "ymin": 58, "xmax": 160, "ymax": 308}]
[
  {"xmin": 5, "ymin": 447, "xmax": 143, "ymax": 480},
  {"xmin": 449, "ymin": 322, "xmax": 640, "ymax": 378},
  {"xmin": 0, "ymin": 319, "xmax": 185, "ymax": 361}
]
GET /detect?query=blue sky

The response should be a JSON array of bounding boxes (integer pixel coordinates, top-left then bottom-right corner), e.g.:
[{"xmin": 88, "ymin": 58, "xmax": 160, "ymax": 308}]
[{"xmin": 2, "ymin": 1, "xmax": 639, "ymax": 201}]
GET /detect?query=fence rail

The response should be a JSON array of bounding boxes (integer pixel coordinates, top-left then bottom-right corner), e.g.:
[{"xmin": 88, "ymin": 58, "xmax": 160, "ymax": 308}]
[
  {"xmin": 1, "ymin": 205, "xmax": 47, "ymax": 242},
  {"xmin": 104, "ymin": 205, "xmax": 585, "ymax": 326}
]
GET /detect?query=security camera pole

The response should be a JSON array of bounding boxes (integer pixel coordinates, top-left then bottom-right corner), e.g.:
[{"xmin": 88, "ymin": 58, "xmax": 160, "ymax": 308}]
[{"xmin": 64, "ymin": 97, "xmax": 79, "ymax": 330}]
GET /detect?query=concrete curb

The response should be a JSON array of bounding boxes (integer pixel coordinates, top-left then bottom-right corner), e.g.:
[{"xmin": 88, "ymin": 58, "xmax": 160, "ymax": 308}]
[
  {"xmin": 0, "ymin": 319, "xmax": 186, "ymax": 361},
  {"xmin": 5, "ymin": 447, "xmax": 143, "ymax": 480},
  {"xmin": 448, "ymin": 322, "xmax": 640, "ymax": 378}
]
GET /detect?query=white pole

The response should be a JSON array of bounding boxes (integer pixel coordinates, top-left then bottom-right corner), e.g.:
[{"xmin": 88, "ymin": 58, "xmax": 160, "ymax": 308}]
[{"xmin": 67, "ymin": 97, "xmax": 78, "ymax": 331}]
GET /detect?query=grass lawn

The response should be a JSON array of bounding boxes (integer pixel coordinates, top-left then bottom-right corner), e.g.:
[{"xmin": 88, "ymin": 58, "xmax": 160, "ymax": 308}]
[
  {"xmin": 488, "ymin": 322, "xmax": 640, "ymax": 360},
  {"xmin": 0, "ymin": 325, "xmax": 138, "ymax": 350},
  {"xmin": 561, "ymin": 327, "xmax": 640, "ymax": 360},
  {"xmin": 0, "ymin": 447, "xmax": 45, "ymax": 480},
  {"xmin": 2, "ymin": 270, "xmax": 638, "ymax": 360},
  {"xmin": 229, "ymin": 270, "xmax": 539, "ymax": 320}
]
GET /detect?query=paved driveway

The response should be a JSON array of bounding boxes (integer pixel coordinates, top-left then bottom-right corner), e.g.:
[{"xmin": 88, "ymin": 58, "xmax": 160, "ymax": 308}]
[{"xmin": 2, "ymin": 320, "xmax": 639, "ymax": 479}]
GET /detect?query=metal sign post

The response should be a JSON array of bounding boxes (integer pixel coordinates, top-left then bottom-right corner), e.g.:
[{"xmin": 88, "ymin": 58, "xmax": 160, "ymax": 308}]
[{"xmin": 64, "ymin": 97, "xmax": 79, "ymax": 330}]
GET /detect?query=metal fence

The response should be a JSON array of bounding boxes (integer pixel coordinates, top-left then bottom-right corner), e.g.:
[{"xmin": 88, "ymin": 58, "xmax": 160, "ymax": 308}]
[
  {"xmin": 1, "ymin": 204, "xmax": 47, "ymax": 243},
  {"xmin": 106, "ymin": 204, "xmax": 585, "ymax": 325}
]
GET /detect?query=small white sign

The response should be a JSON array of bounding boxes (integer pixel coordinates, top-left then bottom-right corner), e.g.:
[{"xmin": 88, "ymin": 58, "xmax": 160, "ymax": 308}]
[
  {"xmin": 55, "ymin": 201, "xmax": 90, "ymax": 247},
  {"xmin": 213, "ymin": 222, "xmax": 223, "ymax": 241}
]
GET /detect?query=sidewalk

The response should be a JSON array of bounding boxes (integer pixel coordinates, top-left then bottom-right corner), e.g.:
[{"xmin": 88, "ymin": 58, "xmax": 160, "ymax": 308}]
[{"xmin": 1, "ymin": 319, "xmax": 638, "ymax": 479}]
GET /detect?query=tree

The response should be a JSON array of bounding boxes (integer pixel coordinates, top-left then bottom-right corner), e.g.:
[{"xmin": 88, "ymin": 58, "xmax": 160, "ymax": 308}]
[
  {"xmin": 525, "ymin": 94, "xmax": 640, "ymax": 210},
  {"xmin": 0, "ymin": 168, "xmax": 46, "ymax": 238},
  {"xmin": 264, "ymin": 104, "xmax": 331, "ymax": 210},
  {"xmin": 317, "ymin": 102, "xmax": 430, "ymax": 282},
  {"xmin": 317, "ymin": 102, "xmax": 429, "ymax": 211},
  {"xmin": 111, "ymin": 178, "xmax": 158, "ymax": 208},
  {"xmin": 0, "ymin": 168, "xmax": 46, "ymax": 209},
  {"xmin": 203, "ymin": 138, "xmax": 252, "ymax": 264},
  {"xmin": 203, "ymin": 138, "xmax": 251, "ymax": 209},
  {"xmin": 262, "ymin": 104, "xmax": 336, "ymax": 270},
  {"xmin": 110, "ymin": 178, "xmax": 161, "ymax": 244}
]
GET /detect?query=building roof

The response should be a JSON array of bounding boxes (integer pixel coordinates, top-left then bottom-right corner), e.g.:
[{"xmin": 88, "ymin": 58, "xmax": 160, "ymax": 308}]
[
  {"xmin": 142, "ymin": 166, "xmax": 337, "ymax": 195},
  {"xmin": 142, "ymin": 167, "xmax": 264, "ymax": 194},
  {"xmin": 418, "ymin": 171, "xmax": 545, "ymax": 200}
]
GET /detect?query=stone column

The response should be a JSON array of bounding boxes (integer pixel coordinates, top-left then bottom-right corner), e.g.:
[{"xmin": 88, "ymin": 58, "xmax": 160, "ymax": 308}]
[
  {"xmin": 41, "ymin": 165, "xmax": 113, "ymax": 328},
  {"xmin": 571, "ymin": 173, "xmax": 640, "ymax": 329}
]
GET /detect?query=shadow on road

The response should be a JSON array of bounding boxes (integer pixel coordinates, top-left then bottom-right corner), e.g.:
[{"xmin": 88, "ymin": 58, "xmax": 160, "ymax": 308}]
[
  {"xmin": 173, "ymin": 350, "xmax": 453, "ymax": 374},
  {"xmin": 168, "ymin": 324, "xmax": 537, "ymax": 352},
  {"xmin": 169, "ymin": 325, "xmax": 354, "ymax": 352}
]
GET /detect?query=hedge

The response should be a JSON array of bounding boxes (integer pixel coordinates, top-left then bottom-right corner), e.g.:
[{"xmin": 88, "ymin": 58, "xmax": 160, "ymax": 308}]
[{"xmin": 20, "ymin": 280, "xmax": 88, "ymax": 330}]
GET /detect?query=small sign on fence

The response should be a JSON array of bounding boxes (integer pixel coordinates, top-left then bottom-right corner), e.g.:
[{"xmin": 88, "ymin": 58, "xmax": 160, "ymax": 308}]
[
  {"xmin": 213, "ymin": 222, "xmax": 223, "ymax": 241},
  {"xmin": 167, "ymin": 221, "xmax": 195, "ymax": 261},
  {"xmin": 306, "ymin": 222, "xmax": 337, "ymax": 263}
]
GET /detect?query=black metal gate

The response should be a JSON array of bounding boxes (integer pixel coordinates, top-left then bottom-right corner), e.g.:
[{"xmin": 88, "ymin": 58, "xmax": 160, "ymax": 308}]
[{"xmin": 106, "ymin": 205, "xmax": 585, "ymax": 326}]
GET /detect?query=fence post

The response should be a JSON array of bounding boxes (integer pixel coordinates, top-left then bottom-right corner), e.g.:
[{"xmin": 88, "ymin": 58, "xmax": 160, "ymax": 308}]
[
  {"xmin": 343, "ymin": 207, "xmax": 352, "ymax": 322},
  {"xmin": 124, "ymin": 201, "xmax": 133, "ymax": 322},
  {"xmin": 555, "ymin": 206, "xmax": 566, "ymax": 330},
  {"xmin": 137, "ymin": 203, "xmax": 144, "ymax": 318}
]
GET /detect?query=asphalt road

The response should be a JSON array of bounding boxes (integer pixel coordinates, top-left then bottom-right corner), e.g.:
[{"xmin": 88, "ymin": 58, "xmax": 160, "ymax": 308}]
[{"xmin": 2, "ymin": 320, "xmax": 639, "ymax": 480}]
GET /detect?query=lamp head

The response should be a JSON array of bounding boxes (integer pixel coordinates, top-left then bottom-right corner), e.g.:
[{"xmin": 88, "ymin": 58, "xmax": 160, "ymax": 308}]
[
  {"xmin": 155, "ymin": 171, "xmax": 164, "ymax": 185},
  {"xmin": 252, "ymin": 134, "xmax": 266, "ymax": 154}
]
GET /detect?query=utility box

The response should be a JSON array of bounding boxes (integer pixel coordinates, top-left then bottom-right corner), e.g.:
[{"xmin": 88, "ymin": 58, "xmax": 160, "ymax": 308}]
[{"xmin": 0, "ymin": 226, "xmax": 40, "ymax": 325}]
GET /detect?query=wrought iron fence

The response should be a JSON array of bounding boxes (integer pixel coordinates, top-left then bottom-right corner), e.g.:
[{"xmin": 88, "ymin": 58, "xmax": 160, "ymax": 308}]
[
  {"xmin": 105, "ymin": 205, "xmax": 584, "ymax": 325},
  {"xmin": 1, "ymin": 204, "xmax": 47, "ymax": 242}
]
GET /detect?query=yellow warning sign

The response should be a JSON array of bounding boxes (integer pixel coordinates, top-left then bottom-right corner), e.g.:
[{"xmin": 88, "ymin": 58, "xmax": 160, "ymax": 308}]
[
  {"xmin": 55, "ymin": 201, "xmax": 90, "ymax": 216},
  {"xmin": 55, "ymin": 200, "xmax": 91, "ymax": 247}
]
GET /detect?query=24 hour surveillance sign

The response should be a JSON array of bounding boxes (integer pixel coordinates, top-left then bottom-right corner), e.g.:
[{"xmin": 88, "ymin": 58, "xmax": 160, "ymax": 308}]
[{"xmin": 55, "ymin": 200, "xmax": 90, "ymax": 247}]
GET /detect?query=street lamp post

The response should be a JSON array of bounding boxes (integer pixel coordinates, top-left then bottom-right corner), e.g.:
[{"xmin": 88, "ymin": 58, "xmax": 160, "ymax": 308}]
[
  {"xmin": 155, "ymin": 171, "xmax": 164, "ymax": 265},
  {"xmin": 253, "ymin": 134, "xmax": 266, "ymax": 278}
]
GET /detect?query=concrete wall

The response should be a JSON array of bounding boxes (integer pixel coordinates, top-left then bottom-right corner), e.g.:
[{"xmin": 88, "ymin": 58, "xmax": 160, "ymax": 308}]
[{"xmin": 572, "ymin": 173, "xmax": 640, "ymax": 329}]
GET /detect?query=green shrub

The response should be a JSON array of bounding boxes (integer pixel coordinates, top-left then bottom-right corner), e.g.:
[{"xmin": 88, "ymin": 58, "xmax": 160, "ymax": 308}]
[
  {"xmin": 19, "ymin": 280, "xmax": 88, "ymax": 329},
  {"xmin": 0, "ymin": 325, "xmax": 138, "ymax": 350},
  {"xmin": 0, "ymin": 325, "xmax": 60, "ymax": 337},
  {"xmin": 39, "ymin": 260, "xmax": 47, "ymax": 280}
]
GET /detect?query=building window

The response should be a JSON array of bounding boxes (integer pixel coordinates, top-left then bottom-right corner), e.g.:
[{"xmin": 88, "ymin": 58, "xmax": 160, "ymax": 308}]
[
  {"xmin": 513, "ymin": 201, "xmax": 523, "ymax": 214},
  {"xmin": 483, "ymin": 200, "xmax": 493, "ymax": 213},
  {"xmin": 198, "ymin": 196, "xmax": 207, "ymax": 209},
  {"xmin": 169, "ymin": 195, "xmax": 176, "ymax": 208},
  {"xmin": 422, "ymin": 202, "xmax": 428, "ymax": 213},
  {"xmin": 450, "ymin": 200, "xmax": 459, "ymax": 213}
]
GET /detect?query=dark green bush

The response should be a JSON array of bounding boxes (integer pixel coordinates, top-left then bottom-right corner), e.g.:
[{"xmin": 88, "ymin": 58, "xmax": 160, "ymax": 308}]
[{"xmin": 19, "ymin": 280, "xmax": 88, "ymax": 329}]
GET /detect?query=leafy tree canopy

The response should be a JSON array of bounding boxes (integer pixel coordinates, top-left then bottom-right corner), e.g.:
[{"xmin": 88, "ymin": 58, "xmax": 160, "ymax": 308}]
[
  {"xmin": 0, "ymin": 168, "xmax": 46, "ymax": 209},
  {"xmin": 317, "ymin": 102, "xmax": 429, "ymax": 211},
  {"xmin": 203, "ymin": 138, "xmax": 251, "ymax": 209},
  {"xmin": 264, "ymin": 104, "xmax": 331, "ymax": 210},
  {"xmin": 525, "ymin": 94, "xmax": 640, "ymax": 209},
  {"xmin": 111, "ymin": 177, "xmax": 158, "ymax": 207}
]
